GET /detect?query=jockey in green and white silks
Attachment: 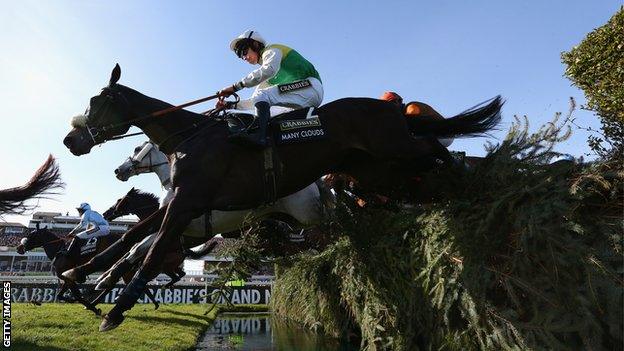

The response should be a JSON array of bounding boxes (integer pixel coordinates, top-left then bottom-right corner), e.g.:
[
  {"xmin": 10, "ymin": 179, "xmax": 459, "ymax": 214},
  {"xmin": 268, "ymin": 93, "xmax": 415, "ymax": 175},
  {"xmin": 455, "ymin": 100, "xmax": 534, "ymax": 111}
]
[
  {"xmin": 232, "ymin": 42, "xmax": 323, "ymax": 110},
  {"xmin": 218, "ymin": 30, "xmax": 324, "ymax": 148}
]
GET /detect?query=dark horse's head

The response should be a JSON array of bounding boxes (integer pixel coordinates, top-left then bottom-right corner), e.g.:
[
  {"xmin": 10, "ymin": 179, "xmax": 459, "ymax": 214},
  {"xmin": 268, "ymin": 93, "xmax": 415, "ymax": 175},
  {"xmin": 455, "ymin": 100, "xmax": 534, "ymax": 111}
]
[
  {"xmin": 16, "ymin": 223, "xmax": 60, "ymax": 255},
  {"xmin": 103, "ymin": 188, "xmax": 160, "ymax": 221},
  {"xmin": 63, "ymin": 64, "xmax": 131, "ymax": 155}
]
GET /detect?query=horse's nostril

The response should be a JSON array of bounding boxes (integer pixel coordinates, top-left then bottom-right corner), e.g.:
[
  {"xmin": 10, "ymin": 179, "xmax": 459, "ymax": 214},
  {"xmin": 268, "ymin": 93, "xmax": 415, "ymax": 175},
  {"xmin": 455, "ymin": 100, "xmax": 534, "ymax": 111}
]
[
  {"xmin": 114, "ymin": 168, "xmax": 120, "ymax": 175},
  {"xmin": 63, "ymin": 136, "xmax": 73, "ymax": 148}
]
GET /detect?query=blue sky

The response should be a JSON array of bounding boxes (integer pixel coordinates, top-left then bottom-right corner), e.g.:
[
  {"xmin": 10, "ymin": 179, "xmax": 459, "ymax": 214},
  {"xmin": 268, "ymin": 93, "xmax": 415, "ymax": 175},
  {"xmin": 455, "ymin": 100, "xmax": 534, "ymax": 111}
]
[{"xmin": 0, "ymin": 1, "xmax": 620, "ymax": 225}]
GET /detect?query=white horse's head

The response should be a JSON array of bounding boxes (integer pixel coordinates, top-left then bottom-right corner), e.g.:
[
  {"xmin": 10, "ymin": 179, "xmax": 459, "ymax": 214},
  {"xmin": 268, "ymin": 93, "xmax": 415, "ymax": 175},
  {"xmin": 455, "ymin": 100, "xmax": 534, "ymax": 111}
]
[{"xmin": 114, "ymin": 141, "xmax": 169, "ymax": 181}]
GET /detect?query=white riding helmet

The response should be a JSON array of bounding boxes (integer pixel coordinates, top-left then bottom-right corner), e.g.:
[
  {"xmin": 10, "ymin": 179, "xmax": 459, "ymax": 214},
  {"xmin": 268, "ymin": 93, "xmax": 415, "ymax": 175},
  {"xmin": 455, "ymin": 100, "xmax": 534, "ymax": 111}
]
[
  {"xmin": 76, "ymin": 203, "xmax": 91, "ymax": 212},
  {"xmin": 229, "ymin": 30, "xmax": 266, "ymax": 53}
]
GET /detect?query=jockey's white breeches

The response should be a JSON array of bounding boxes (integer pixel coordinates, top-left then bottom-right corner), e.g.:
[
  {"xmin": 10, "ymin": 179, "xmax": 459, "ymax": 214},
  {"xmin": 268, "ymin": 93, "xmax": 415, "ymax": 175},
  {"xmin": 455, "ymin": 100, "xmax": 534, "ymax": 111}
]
[
  {"xmin": 238, "ymin": 77, "xmax": 324, "ymax": 112},
  {"xmin": 75, "ymin": 225, "xmax": 110, "ymax": 239}
]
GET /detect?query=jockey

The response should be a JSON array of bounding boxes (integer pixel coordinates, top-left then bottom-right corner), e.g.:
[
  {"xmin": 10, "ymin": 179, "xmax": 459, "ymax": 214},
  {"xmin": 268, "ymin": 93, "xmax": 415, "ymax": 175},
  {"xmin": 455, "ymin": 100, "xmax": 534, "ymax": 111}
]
[
  {"xmin": 380, "ymin": 91, "xmax": 453, "ymax": 147},
  {"xmin": 218, "ymin": 30, "xmax": 324, "ymax": 148},
  {"xmin": 66, "ymin": 203, "xmax": 110, "ymax": 254}
]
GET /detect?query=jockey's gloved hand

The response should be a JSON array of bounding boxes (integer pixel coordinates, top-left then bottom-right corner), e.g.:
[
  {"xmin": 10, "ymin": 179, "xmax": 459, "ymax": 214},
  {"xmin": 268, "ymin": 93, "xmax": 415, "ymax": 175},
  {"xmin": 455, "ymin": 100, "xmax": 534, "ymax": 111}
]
[
  {"xmin": 215, "ymin": 99, "xmax": 236, "ymax": 110},
  {"xmin": 218, "ymin": 85, "xmax": 236, "ymax": 97}
]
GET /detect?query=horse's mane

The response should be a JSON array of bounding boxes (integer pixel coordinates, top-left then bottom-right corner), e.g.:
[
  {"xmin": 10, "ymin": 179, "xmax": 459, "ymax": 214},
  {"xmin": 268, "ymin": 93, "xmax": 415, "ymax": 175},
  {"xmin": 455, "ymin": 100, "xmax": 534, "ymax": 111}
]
[
  {"xmin": 127, "ymin": 188, "xmax": 160, "ymax": 207},
  {"xmin": 118, "ymin": 84, "xmax": 206, "ymax": 122},
  {"xmin": 0, "ymin": 155, "xmax": 64, "ymax": 215}
]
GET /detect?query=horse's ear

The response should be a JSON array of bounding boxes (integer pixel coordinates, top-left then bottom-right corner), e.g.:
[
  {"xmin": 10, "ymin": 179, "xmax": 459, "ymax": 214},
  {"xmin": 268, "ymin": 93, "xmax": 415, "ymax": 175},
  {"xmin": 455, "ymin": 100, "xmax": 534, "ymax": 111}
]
[
  {"xmin": 35, "ymin": 222, "xmax": 40, "ymax": 230},
  {"xmin": 43, "ymin": 225, "xmax": 47, "ymax": 230},
  {"xmin": 109, "ymin": 63, "xmax": 121, "ymax": 86}
]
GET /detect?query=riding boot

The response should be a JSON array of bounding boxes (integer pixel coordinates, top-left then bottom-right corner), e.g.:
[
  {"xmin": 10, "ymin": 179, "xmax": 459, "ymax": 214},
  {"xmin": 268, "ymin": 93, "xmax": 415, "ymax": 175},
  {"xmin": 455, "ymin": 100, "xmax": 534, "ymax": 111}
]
[
  {"xmin": 100, "ymin": 269, "xmax": 150, "ymax": 332},
  {"xmin": 229, "ymin": 101, "xmax": 270, "ymax": 148}
]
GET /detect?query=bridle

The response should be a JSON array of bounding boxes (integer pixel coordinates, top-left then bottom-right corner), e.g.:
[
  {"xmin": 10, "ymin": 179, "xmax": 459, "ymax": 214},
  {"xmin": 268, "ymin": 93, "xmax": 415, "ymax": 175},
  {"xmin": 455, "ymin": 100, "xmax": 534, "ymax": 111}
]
[
  {"xmin": 128, "ymin": 146, "xmax": 169, "ymax": 174},
  {"xmin": 83, "ymin": 86, "xmax": 239, "ymax": 145},
  {"xmin": 21, "ymin": 230, "xmax": 68, "ymax": 250}
]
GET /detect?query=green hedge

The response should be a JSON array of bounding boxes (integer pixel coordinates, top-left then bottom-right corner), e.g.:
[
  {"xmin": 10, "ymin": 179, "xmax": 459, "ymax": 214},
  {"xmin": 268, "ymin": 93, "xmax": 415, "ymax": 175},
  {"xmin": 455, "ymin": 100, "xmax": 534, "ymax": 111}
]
[
  {"xmin": 562, "ymin": 7, "xmax": 624, "ymax": 155},
  {"xmin": 271, "ymin": 117, "xmax": 623, "ymax": 350}
]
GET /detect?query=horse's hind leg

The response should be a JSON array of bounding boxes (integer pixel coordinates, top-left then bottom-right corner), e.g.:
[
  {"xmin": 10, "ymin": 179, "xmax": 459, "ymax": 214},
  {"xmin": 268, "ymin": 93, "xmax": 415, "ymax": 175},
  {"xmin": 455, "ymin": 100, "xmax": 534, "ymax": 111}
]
[{"xmin": 164, "ymin": 271, "xmax": 180, "ymax": 289}]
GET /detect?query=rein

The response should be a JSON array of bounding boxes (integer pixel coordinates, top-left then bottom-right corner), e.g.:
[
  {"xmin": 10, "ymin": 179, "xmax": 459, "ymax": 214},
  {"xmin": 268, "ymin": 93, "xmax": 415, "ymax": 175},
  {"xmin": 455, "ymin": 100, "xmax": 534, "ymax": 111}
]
[
  {"xmin": 39, "ymin": 235, "xmax": 69, "ymax": 247},
  {"xmin": 90, "ymin": 92, "xmax": 239, "ymax": 143},
  {"xmin": 110, "ymin": 203, "xmax": 159, "ymax": 220}
]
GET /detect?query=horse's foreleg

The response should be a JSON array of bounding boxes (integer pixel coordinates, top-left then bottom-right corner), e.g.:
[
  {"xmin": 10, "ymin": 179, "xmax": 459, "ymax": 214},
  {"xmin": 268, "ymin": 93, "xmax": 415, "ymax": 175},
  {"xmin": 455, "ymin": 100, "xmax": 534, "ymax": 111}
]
[
  {"xmin": 56, "ymin": 281, "xmax": 70, "ymax": 302},
  {"xmin": 100, "ymin": 194, "xmax": 198, "ymax": 331},
  {"xmin": 62, "ymin": 207, "xmax": 167, "ymax": 283},
  {"xmin": 143, "ymin": 287, "xmax": 160, "ymax": 310},
  {"xmin": 67, "ymin": 283, "xmax": 101, "ymax": 316}
]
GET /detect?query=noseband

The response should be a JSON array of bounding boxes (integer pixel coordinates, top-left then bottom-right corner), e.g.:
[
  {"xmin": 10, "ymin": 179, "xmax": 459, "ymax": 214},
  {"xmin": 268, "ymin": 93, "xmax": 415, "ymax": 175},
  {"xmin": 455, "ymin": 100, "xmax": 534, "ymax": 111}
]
[{"xmin": 129, "ymin": 151, "xmax": 169, "ymax": 174}]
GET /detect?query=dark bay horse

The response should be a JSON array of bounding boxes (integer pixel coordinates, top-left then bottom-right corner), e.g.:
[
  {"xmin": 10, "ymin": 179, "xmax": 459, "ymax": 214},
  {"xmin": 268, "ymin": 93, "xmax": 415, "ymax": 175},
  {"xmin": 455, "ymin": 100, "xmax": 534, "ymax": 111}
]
[
  {"xmin": 99, "ymin": 189, "xmax": 190, "ymax": 291},
  {"xmin": 0, "ymin": 155, "xmax": 63, "ymax": 215},
  {"xmin": 15, "ymin": 224, "xmax": 117, "ymax": 315},
  {"xmin": 62, "ymin": 64, "xmax": 502, "ymax": 331}
]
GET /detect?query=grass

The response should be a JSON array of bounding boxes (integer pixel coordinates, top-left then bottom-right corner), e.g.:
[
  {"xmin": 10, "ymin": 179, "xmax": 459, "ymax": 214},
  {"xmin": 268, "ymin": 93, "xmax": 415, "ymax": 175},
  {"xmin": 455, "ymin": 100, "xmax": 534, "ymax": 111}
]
[{"xmin": 11, "ymin": 303, "xmax": 268, "ymax": 351}]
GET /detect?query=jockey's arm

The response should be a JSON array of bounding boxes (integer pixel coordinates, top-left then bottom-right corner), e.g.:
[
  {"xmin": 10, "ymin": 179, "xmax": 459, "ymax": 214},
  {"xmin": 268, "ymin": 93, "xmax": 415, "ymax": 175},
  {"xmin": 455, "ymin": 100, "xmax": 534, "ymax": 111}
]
[
  {"xmin": 235, "ymin": 47, "xmax": 282, "ymax": 90},
  {"xmin": 68, "ymin": 214, "xmax": 88, "ymax": 236},
  {"xmin": 233, "ymin": 48, "xmax": 282, "ymax": 110},
  {"xmin": 75, "ymin": 229, "xmax": 94, "ymax": 239}
]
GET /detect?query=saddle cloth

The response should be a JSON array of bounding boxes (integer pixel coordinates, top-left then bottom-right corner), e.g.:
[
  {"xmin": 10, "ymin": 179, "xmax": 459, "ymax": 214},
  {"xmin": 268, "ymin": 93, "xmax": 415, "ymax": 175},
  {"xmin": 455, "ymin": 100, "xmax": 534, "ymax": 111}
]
[{"xmin": 225, "ymin": 107, "xmax": 327, "ymax": 145}]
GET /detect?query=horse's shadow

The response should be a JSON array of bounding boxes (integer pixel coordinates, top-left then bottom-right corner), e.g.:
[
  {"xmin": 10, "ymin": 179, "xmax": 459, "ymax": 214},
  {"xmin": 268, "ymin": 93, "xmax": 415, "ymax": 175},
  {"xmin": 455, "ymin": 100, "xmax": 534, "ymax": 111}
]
[
  {"xmin": 129, "ymin": 314, "xmax": 208, "ymax": 329},
  {"xmin": 155, "ymin": 307, "xmax": 208, "ymax": 321},
  {"xmin": 11, "ymin": 340, "xmax": 70, "ymax": 351}
]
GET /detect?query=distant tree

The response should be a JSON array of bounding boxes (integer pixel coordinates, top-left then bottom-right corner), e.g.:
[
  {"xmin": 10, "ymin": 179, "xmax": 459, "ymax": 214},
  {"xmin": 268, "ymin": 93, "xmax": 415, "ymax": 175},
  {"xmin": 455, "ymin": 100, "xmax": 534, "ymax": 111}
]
[{"xmin": 561, "ymin": 7, "xmax": 623, "ymax": 157}]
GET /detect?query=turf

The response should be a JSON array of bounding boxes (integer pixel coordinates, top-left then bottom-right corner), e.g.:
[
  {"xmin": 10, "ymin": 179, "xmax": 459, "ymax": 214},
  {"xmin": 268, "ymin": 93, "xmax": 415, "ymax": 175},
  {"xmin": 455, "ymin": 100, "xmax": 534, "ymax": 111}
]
[{"xmin": 11, "ymin": 303, "xmax": 268, "ymax": 351}]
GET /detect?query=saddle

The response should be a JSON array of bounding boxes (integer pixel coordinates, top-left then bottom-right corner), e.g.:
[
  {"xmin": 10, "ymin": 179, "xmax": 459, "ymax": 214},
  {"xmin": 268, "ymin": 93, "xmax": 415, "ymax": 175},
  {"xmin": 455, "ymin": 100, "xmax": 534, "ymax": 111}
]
[{"xmin": 224, "ymin": 107, "xmax": 327, "ymax": 145}]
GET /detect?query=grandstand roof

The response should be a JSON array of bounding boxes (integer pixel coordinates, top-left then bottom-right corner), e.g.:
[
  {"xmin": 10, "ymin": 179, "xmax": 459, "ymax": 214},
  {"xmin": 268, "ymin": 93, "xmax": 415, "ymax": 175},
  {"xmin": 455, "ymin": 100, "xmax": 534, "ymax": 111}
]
[{"xmin": 0, "ymin": 222, "xmax": 26, "ymax": 228}]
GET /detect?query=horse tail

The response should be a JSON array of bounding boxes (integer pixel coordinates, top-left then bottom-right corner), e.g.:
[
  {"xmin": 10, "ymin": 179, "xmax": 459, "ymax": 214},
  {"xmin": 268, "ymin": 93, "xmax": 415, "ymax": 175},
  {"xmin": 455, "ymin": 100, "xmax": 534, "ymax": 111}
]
[
  {"xmin": 184, "ymin": 239, "xmax": 219, "ymax": 259},
  {"xmin": 0, "ymin": 155, "xmax": 64, "ymax": 215},
  {"xmin": 407, "ymin": 96, "xmax": 504, "ymax": 139}
]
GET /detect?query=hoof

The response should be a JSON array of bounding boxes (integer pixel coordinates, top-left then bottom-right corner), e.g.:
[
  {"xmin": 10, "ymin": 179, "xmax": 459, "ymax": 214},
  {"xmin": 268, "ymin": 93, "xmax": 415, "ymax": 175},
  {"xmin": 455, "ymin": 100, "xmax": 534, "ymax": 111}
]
[
  {"xmin": 99, "ymin": 312, "xmax": 124, "ymax": 332},
  {"xmin": 96, "ymin": 308, "xmax": 102, "ymax": 316},
  {"xmin": 154, "ymin": 303, "xmax": 160, "ymax": 311},
  {"xmin": 61, "ymin": 268, "xmax": 85, "ymax": 283}
]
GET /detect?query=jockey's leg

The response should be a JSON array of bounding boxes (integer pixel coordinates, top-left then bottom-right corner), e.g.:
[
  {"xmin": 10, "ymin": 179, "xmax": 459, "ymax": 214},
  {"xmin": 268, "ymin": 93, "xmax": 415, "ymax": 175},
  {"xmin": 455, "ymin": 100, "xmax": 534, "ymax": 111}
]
[
  {"xmin": 272, "ymin": 77, "xmax": 323, "ymax": 109},
  {"xmin": 65, "ymin": 237, "xmax": 83, "ymax": 256},
  {"xmin": 229, "ymin": 100, "xmax": 271, "ymax": 148},
  {"xmin": 229, "ymin": 78, "xmax": 323, "ymax": 148}
]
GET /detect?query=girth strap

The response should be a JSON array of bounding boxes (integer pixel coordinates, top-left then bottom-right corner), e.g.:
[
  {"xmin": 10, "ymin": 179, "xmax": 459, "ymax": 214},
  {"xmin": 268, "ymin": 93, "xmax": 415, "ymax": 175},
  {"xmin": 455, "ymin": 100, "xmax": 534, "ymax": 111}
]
[{"xmin": 263, "ymin": 146, "xmax": 279, "ymax": 204}]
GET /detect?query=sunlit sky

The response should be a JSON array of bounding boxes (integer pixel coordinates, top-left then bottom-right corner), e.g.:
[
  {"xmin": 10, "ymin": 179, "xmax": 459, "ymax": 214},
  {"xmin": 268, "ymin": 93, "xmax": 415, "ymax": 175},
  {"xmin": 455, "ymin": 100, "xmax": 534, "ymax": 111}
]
[{"xmin": 0, "ymin": 1, "xmax": 620, "ymax": 225}]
